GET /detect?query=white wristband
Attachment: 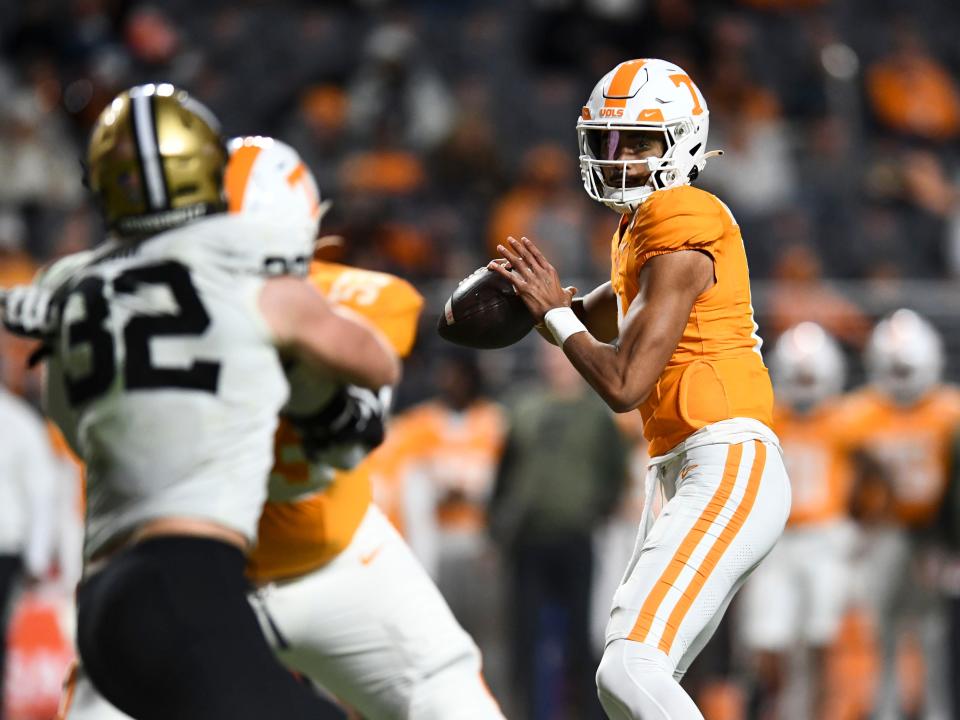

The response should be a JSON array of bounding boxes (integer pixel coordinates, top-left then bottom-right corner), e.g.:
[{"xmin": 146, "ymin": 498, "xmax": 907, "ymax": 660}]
[{"xmin": 544, "ymin": 307, "xmax": 587, "ymax": 346}]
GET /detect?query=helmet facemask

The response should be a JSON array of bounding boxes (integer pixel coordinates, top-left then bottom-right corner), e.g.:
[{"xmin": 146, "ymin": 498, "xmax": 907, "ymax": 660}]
[
  {"xmin": 577, "ymin": 58, "xmax": 716, "ymax": 214},
  {"xmin": 578, "ymin": 117, "xmax": 707, "ymax": 214}
]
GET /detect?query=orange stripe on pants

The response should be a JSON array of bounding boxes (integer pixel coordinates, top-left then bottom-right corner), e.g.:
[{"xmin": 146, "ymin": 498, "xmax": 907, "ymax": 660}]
[
  {"xmin": 657, "ymin": 441, "xmax": 766, "ymax": 654},
  {"xmin": 627, "ymin": 443, "xmax": 744, "ymax": 643},
  {"xmin": 55, "ymin": 660, "xmax": 79, "ymax": 720}
]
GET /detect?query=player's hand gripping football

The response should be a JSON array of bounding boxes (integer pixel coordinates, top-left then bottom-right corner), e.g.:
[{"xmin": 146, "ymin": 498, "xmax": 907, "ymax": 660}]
[{"xmin": 487, "ymin": 236, "xmax": 576, "ymax": 322}]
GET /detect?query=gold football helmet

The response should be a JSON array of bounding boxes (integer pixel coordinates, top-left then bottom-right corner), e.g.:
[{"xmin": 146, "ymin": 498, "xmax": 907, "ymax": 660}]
[{"xmin": 86, "ymin": 83, "xmax": 228, "ymax": 237}]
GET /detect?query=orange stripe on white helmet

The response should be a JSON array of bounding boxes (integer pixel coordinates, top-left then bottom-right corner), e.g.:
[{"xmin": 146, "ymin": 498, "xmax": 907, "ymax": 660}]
[{"xmin": 225, "ymin": 136, "xmax": 323, "ymax": 275}]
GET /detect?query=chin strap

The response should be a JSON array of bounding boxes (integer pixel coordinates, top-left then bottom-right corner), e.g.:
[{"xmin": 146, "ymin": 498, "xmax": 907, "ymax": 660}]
[{"xmin": 704, "ymin": 149, "xmax": 725, "ymax": 160}]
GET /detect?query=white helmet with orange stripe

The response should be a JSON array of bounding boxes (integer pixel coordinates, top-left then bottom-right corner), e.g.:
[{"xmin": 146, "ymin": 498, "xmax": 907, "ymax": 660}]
[
  {"xmin": 577, "ymin": 58, "xmax": 718, "ymax": 213},
  {"xmin": 865, "ymin": 309, "xmax": 944, "ymax": 407},
  {"xmin": 224, "ymin": 135, "xmax": 323, "ymax": 276},
  {"xmin": 770, "ymin": 322, "xmax": 846, "ymax": 414}
]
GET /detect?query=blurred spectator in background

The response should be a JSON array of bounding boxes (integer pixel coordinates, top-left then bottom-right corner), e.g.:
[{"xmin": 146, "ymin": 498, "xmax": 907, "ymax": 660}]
[
  {"xmin": 866, "ymin": 22, "xmax": 960, "ymax": 143},
  {"xmin": 765, "ymin": 242, "xmax": 870, "ymax": 347},
  {"xmin": 844, "ymin": 310, "xmax": 960, "ymax": 720},
  {"xmin": 488, "ymin": 143, "xmax": 601, "ymax": 282},
  {"xmin": 384, "ymin": 352, "xmax": 508, "ymax": 702},
  {"xmin": 0, "ymin": 209, "xmax": 35, "ymax": 286},
  {"xmin": 0, "ymin": 210, "xmax": 39, "ymax": 399},
  {"xmin": 861, "ymin": 149, "xmax": 957, "ymax": 279},
  {"xmin": 796, "ymin": 114, "xmax": 862, "ymax": 276},
  {"xmin": 0, "ymin": 81, "xmax": 83, "ymax": 210},
  {"xmin": 489, "ymin": 343, "xmax": 627, "ymax": 720},
  {"xmin": 943, "ymin": 425, "xmax": 960, "ymax": 720},
  {"xmin": 0, "ymin": 381, "xmax": 61, "ymax": 718},
  {"xmin": 739, "ymin": 324, "xmax": 858, "ymax": 719},
  {"xmin": 282, "ymin": 84, "xmax": 351, "ymax": 195},
  {"xmin": 700, "ymin": 14, "xmax": 798, "ymax": 272},
  {"xmin": 347, "ymin": 21, "xmax": 456, "ymax": 152}
]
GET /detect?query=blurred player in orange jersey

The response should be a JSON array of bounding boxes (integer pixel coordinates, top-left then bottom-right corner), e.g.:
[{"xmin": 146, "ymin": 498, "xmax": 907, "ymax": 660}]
[
  {"xmin": 738, "ymin": 323, "xmax": 859, "ymax": 719},
  {"xmin": 489, "ymin": 58, "xmax": 790, "ymax": 719},
  {"xmin": 59, "ymin": 138, "xmax": 504, "ymax": 720},
  {"xmin": 372, "ymin": 353, "xmax": 508, "ymax": 701},
  {"xmin": 248, "ymin": 265, "xmax": 503, "ymax": 720},
  {"xmin": 842, "ymin": 310, "xmax": 960, "ymax": 720},
  {"xmin": 389, "ymin": 355, "xmax": 503, "ymax": 579}
]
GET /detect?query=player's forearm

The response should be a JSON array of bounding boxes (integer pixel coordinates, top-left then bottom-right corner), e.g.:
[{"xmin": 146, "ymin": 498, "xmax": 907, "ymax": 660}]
[
  {"xmin": 561, "ymin": 332, "xmax": 654, "ymax": 412},
  {"xmin": 293, "ymin": 313, "xmax": 401, "ymax": 390},
  {"xmin": 580, "ymin": 282, "xmax": 619, "ymax": 343},
  {"xmin": 536, "ymin": 285, "xmax": 617, "ymax": 346}
]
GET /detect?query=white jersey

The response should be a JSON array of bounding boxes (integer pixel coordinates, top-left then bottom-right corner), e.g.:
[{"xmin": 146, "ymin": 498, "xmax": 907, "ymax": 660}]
[
  {"xmin": 0, "ymin": 389, "xmax": 59, "ymax": 576},
  {"xmin": 42, "ymin": 214, "xmax": 296, "ymax": 560}
]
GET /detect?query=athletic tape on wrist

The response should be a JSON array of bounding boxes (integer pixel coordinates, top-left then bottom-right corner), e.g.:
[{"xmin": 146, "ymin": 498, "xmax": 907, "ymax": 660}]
[{"xmin": 544, "ymin": 307, "xmax": 587, "ymax": 346}]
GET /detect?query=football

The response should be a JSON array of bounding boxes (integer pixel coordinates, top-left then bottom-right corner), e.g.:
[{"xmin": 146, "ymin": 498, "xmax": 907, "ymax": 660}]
[{"xmin": 437, "ymin": 265, "xmax": 535, "ymax": 349}]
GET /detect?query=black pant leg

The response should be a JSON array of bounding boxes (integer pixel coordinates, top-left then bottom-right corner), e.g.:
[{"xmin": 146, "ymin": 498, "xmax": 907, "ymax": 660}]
[
  {"xmin": 558, "ymin": 535, "xmax": 599, "ymax": 718},
  {"xmin": 509, "ymin": 542, "xmax": 546, "ymax": 719},
  {"xmin": 950, "ymin": 596, "xmax": 960, "ymax": 720},
  {"xmin": 0, "ymin": 555, "xmax": 23, "ymax": 720},
  {"xmin": 77, "ymin": 537, "xmax": 331, "ymax": 720}
]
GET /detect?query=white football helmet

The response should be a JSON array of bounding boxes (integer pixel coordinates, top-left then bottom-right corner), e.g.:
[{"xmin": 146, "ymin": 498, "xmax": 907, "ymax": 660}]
[
  {"xmin": 225, "ymin": 136, "xmax": 323, "ymax": 276},
  {"xmin": 770, "ymin": 322, "xmax": 846, "ymax": 413},
  {"xmin": 577, "ymin": 58, "xmax": 718, "ymax": 213},
  {"xmin": 865, "ymin": 309, "xmax": 944, "ymax": 407}
]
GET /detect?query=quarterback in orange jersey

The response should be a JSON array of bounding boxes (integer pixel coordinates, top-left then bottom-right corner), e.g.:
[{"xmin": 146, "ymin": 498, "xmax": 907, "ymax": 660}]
[
  {"xmin": 841, "ymin": 310, "xmax": 960, "ymax": 719},
  {"xmin": 59, "ymin": 139, "xmax": 504, "ymax": 720},
  {"xmin": 737, "ymin": 323, "xmax": 859, "ymax": 718},
  {"xmin": 489, "ymin": 58, "xmax": 791, "ymax": 719}
]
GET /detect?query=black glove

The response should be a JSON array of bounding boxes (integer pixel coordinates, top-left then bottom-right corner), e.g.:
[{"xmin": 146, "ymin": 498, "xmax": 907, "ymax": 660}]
[{"xmin": 285, "ymin": 385, "xmax": 388, "ymax": 469}]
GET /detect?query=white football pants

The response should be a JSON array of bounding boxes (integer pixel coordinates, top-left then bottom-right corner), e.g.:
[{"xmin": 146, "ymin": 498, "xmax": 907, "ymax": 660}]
[{"xmin": 597, "ymin": 430, "xmax": 791, "ymax": 719}]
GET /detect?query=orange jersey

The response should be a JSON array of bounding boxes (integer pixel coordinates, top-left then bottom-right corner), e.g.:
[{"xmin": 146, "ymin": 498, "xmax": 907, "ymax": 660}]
[
  {"xmin": 842, "ymin": 386, "xmax": 960, "ymax": 528},
  {"xmin": 774, "ymin": 402, "xmax": 859, "ymax": 526},
  {"xmin": 246, "ymin": 262, "xmax": 423, "ymax": 582},
  {"xmin": 610, "ymin": 186, "xmax": 773, "ymax": 457},
  {"xmin": 371, "ymin": 400, "xmax": 506, "ymax": 536}
]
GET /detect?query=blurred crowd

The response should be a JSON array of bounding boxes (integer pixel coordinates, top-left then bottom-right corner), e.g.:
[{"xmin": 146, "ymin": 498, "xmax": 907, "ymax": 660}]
[{"xmin": 3, "ymin": 0, "xmax": 960, "ymax": 719}]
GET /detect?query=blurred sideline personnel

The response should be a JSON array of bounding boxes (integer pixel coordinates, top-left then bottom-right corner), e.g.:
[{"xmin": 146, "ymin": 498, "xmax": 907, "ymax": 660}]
[
  {"xmin": 945, "ymin": 406, "xmax": 960, "ymax": 720},
  {"xmin": 0, "ymin": 381, "xmax": 60, "ymax": 716},
  {"xmin": 489, "ymin": 58, "xmax": 790, "ymax": 719},
  {"xmin": 843, "ymin": 310, "xmax": 960, "ymax": 720},
  {"xmin": 490, "ymin": 342, "xmax": 627, "ymax": 719},
  {"xmin": 59, "ymin": 137, "xmax": 503, "ymax": 720},
  {"xmin": 738, "ymin": 323, "xmax": 858, "ymax": 719},
  {"xmin": 2, "ymin": 85, "xmax": 398, "ymax": 720}
]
